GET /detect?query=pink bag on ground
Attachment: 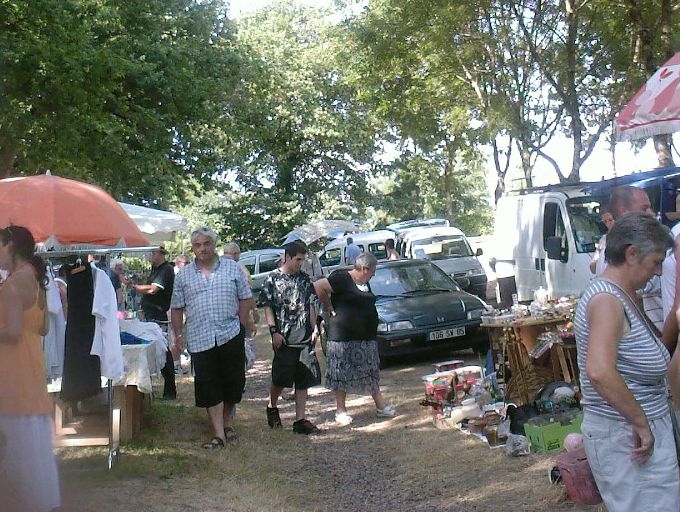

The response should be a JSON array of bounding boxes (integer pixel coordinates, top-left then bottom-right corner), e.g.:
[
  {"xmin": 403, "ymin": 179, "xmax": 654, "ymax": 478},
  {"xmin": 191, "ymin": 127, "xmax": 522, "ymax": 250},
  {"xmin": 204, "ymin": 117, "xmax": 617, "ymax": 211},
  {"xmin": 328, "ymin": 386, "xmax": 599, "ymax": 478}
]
[{"xmin": 554, "ymin": 447, "xmax": 603, "ymax": 506}]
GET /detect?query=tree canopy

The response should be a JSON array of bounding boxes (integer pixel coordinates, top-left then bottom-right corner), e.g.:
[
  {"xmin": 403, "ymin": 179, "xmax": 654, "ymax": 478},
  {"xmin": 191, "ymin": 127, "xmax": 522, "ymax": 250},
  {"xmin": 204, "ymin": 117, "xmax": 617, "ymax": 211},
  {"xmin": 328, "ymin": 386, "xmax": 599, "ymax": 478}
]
[
  {"xmin": 0, "ymin": 0, "xmax": 242, "ymax": 204},
  {"xmin": 3, "ymin": 0, "xmax": 680, "ymax": 244}
]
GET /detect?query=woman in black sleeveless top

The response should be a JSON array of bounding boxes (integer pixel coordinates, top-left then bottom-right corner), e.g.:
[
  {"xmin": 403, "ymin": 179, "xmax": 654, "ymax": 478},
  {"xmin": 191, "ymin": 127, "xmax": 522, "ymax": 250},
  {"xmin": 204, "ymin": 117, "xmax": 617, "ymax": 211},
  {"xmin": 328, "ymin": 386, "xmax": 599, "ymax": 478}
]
[{"xmin": 314, "ymin": 253, "xmax": 395, "ymax": 426}]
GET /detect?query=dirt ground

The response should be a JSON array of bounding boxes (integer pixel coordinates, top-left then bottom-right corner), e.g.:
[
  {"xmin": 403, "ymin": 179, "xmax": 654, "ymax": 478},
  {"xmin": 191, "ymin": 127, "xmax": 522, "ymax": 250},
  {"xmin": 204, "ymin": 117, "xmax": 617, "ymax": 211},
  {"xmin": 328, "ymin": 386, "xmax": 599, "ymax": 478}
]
[{"xmin": 57, "ymin": 324, "xmax": 602, "ymax": 512}]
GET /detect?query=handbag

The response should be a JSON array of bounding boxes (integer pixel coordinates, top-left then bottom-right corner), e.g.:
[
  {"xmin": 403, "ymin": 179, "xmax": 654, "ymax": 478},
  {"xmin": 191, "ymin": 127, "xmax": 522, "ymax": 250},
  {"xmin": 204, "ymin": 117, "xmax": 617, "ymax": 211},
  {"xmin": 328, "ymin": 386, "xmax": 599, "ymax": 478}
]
[{"xmin": 598, "ymin": 278, "xmax": 680, "ymax": 461}]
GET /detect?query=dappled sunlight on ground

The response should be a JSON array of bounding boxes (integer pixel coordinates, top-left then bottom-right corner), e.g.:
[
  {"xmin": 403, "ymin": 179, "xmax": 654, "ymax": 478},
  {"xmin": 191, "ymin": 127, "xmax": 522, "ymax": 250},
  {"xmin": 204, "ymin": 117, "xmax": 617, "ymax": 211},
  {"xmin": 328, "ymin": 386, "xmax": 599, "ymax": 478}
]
[{"xmin": 57, "ymin": 313, "xmax": 594, "ymax": 511}]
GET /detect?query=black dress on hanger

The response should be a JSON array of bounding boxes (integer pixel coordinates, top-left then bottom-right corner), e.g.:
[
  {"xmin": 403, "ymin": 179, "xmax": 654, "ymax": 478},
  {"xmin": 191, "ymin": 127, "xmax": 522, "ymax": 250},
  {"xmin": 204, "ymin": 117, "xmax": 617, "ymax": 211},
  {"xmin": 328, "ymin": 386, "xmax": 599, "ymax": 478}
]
[{"xmin": 61, "ymin": 262, "xmax": 101, "ymax": 402}]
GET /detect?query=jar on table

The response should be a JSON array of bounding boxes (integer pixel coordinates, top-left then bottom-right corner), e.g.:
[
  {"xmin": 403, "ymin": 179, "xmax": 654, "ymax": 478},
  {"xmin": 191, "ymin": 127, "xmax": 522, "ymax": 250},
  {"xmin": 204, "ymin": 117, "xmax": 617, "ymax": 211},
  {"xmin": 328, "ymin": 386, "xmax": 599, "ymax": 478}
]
[{"xmin": 483, "ymin": 423, "xmax": 500, "ymax": 445}]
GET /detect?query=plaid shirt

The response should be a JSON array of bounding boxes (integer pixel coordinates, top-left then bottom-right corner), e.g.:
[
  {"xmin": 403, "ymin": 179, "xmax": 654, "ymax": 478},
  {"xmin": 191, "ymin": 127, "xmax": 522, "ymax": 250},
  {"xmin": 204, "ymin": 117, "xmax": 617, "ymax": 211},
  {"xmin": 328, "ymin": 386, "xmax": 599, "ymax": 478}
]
[{"xmin": 171, "ymin": 257, "xmax": 252, "ymax": 354}]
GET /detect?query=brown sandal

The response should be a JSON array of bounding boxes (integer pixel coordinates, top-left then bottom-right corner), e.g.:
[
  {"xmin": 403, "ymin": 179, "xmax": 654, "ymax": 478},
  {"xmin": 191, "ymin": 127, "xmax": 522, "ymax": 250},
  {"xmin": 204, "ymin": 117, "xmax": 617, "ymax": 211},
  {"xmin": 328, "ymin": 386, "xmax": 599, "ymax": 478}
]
[
  {"xmin": 224, "ymin": 427, "xmax": 237, "ymax": 442},
  {"xmin": 202, "ymin": 436, "xmax": 225, "ymax": 449}
]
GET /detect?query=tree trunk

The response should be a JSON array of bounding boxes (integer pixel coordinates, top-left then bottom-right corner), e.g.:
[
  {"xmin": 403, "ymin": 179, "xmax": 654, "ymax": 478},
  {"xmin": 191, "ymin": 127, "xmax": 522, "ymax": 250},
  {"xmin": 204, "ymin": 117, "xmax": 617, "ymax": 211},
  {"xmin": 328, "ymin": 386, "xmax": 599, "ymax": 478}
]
[
  {"xmin": 520, "ymin": 145, "xmax": 533, "ymax": 188},
  {"xmin": 654, "ymin": 134, "xmax": 674, "ymax": 168},
  {"xmin": 444, "ymin": 146, "xmax": 454, "ymax": 222},
  {"xmin": 494, "ymin": 176, "xmax": 505, "ymax": 205}
]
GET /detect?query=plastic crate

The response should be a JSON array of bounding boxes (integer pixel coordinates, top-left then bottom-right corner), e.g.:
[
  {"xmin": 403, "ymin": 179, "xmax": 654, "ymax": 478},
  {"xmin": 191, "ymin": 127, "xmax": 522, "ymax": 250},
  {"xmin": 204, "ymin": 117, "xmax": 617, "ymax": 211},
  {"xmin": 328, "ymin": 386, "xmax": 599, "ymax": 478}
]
[
  {"xmin": 423, "ymin": 373, "xmax": 452, "ymax": 401},
  {"xmin": 426, "ymin": 383, "xmax": 450, "ymax": 401},
  {"xmin": 432, "ymin": 359, "xmax": 465, "ymax": 373},
  {"xmin": 523, "ymin": 412, "xmax": 583, "ymax": 452}
]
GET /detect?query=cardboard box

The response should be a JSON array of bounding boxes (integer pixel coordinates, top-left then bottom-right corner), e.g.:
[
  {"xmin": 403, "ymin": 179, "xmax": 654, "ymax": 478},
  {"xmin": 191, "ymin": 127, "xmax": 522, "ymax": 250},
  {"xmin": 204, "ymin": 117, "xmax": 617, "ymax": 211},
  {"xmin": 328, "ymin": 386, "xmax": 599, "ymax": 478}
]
[{"xmin": 523, "ymin": 412, "xmax": 583, "ymax": 452}]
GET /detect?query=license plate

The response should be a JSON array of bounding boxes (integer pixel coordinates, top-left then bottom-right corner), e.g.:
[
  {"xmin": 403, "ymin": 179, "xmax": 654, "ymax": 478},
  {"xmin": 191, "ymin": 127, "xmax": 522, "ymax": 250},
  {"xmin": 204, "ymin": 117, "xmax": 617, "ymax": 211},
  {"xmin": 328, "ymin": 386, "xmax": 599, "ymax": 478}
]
[{"xmin": 428, "ymin": 327, "xmax": 465, "ymax": 341}]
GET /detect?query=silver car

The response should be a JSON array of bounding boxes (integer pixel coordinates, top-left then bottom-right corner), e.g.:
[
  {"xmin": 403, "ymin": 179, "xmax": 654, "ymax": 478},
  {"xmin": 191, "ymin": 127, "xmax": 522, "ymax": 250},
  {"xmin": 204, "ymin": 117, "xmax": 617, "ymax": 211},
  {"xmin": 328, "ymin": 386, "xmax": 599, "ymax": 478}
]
[{"xmin": 240, "ymin": 248, "xmax": 283, "ymax": 303}]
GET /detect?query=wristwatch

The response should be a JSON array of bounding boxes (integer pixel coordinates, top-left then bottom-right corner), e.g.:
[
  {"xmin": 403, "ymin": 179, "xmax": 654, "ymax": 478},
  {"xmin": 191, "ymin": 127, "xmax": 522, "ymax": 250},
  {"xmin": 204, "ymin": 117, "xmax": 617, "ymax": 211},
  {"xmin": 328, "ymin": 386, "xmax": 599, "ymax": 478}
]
[{"xmin": 268, "ymin": 325, "xmax": 278, "ymax": 335}]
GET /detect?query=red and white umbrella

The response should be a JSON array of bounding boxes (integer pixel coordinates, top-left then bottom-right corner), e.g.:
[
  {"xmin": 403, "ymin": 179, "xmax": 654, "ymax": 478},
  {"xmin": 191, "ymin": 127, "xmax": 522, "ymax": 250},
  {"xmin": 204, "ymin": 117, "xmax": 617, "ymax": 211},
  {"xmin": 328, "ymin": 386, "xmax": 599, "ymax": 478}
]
[{"xmin": 615, "ymin": 52, "xmax": 680, "ymax": 142}]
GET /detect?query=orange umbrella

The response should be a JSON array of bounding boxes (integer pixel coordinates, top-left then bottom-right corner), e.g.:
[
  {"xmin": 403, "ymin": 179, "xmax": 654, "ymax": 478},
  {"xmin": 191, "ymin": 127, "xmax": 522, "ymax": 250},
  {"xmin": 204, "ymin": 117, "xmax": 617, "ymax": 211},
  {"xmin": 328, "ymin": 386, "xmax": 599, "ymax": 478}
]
[{"xmin": 0, "ymin": 173, "xmax": 149, "ymax": 247}]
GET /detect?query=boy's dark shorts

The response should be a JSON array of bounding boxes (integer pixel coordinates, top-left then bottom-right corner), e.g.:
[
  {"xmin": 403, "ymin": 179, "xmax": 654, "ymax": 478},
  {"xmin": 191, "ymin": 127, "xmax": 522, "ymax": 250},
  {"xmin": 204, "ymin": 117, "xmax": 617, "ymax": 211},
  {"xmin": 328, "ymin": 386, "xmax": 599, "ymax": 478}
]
[
  {"xmin": 192, "ymin": 327, "xmax": 246, "ymax": 408},
  {"xmin": 271, "ymin": 344, "xmax": 320, "ymax": 390}
]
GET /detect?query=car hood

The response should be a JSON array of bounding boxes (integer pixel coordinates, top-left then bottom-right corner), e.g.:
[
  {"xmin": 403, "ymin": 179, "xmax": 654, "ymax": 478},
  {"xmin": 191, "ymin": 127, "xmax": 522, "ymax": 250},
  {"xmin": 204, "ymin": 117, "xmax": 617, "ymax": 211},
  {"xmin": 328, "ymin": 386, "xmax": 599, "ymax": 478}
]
[
  {"xmin": 430, "ymin": 256, "xmax": 481, "ymax": 274},
  {"xmin": 376, "ymin": 291, "xmax": 484, "ymax": 326}
]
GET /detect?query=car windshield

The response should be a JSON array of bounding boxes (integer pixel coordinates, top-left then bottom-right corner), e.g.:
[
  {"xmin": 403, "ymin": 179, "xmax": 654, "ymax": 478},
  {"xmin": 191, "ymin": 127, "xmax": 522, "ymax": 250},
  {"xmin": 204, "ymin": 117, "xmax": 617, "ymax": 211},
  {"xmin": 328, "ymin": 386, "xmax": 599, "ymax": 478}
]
[
  {"xmin": 565, "ymin": 197, "xmax": 605, "ymax": 253},
  {"xmin": 371, "ymin": 264, "xmax": 460, "ymax": 296},
  {"xmin": 411, "ymin": 235, "xmax": 473, "ymax": 260}
]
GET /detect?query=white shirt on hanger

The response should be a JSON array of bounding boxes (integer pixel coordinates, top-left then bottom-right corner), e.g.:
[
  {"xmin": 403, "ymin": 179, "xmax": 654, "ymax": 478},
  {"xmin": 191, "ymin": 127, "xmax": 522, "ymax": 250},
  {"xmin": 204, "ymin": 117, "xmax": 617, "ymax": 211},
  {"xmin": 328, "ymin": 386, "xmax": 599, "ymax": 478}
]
[{"xmin": 90, "ymin": 264, "xmax": 124, "ymax": 381}]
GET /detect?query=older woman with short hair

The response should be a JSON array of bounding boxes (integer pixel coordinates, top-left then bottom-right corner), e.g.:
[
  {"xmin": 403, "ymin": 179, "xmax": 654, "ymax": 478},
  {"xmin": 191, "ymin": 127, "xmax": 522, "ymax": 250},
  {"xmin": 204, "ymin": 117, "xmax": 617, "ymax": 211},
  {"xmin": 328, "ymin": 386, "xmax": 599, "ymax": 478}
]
[
  {"xmin": 314, "ymin": 252, "xmax": 395, "ymax": 425},
  {"xmin": 574, "ymin": 212, "xmax": 680, "ymax": 511}
]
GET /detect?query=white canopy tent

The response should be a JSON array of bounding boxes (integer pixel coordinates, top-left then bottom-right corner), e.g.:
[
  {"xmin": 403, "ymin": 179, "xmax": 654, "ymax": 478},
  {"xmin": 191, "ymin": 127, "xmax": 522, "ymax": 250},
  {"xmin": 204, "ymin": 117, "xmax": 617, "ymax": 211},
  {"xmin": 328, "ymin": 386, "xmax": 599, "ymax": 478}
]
[{"xmin": 118, "ymin": 202, "xmax": 188, "ymax": 244}]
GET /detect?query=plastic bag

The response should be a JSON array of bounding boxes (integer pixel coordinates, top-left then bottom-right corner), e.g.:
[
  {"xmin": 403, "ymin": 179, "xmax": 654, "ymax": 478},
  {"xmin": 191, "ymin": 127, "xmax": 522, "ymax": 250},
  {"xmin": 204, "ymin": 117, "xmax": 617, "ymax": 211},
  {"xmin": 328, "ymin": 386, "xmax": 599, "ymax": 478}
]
[
  {"xmin": 505, "ymin": 433, "xmax": 531, "ymax": 457},
  {"xmin": 555, "ymin": 447, "xmax": 603, "ymax": 505},
  {"xmin": 245, "ymin": 337, "xmax": 256, "ymax": 370},
  {"xmin": 498, "ymin": 418, "xmax": 511, "ymax": 439}
]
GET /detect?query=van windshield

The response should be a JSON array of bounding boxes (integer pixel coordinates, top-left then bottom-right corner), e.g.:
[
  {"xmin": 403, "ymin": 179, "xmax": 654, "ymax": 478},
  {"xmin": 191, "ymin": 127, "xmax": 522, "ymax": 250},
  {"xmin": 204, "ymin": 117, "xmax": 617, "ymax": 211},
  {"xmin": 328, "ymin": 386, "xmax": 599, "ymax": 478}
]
[
  {"xmin": 566, "ymin": 197, "xmax": 605, "ymax": 253},
  {"xmin": 411, "ymin": 235, "xmax": 473, "ymax": 260}
]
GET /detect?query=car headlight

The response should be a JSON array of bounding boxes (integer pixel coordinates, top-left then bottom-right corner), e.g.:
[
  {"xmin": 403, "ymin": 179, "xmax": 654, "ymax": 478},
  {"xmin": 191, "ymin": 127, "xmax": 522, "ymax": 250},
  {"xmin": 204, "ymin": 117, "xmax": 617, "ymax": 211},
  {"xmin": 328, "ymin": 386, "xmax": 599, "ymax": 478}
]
[
  {"xmin": 466, "ymin": 268, "xmax": 485, "ymax": 277},
  {"xmin": 390, "ymin": 321, "xmax": 414, "ymax": 331},
  {"xmin": 378, "ymin": 321, "xmax": 414, "ymax": 332},
  {"xmin": 467, "ymin": 309, "xmax": 484, "ymax": 320}
]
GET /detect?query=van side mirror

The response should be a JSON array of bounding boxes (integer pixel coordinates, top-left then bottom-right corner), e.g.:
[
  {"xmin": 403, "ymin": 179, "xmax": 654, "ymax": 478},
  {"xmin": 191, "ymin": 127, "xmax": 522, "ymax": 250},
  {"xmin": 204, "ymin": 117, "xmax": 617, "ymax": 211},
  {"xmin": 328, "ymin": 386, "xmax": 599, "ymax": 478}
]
[
  {"xmin": 546, "ymin": 236, "xmax": 567, "ymax": 262},
  {"xmin": 475, "ymin": 247, "xmax": 483, "ymax": 257}
]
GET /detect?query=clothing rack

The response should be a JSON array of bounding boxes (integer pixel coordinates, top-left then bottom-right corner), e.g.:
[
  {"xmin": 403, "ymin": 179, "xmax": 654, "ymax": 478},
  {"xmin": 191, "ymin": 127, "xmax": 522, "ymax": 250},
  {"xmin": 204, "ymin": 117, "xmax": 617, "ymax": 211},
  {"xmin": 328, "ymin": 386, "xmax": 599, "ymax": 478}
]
[{"xmin": 39, "ymin": 246, "xmax": 158, "ymax": 469}]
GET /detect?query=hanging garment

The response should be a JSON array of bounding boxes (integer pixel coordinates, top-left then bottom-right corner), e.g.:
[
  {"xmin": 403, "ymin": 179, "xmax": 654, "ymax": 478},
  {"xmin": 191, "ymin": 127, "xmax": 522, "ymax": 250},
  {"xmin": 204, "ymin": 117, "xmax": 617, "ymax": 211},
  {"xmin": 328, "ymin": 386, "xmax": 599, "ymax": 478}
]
[
  {"xmin": 43, "ymin": 272, "xmax": 66, "ymax": 379},
  {"xmin": 61, "ymin": 262, "xmax": 101, "ymax": 402},
  {"xmin": 90, "ymin": 265, "xmax": 124, "ymax": 380}
]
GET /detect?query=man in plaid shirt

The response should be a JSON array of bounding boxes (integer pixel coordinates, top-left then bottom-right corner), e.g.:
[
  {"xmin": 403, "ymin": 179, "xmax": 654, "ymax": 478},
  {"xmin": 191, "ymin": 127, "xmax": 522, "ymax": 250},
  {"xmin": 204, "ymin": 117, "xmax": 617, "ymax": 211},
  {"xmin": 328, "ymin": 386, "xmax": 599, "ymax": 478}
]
[{"xmin": 171, "ymin": 227, "xmax": 253, "ymax": 449}]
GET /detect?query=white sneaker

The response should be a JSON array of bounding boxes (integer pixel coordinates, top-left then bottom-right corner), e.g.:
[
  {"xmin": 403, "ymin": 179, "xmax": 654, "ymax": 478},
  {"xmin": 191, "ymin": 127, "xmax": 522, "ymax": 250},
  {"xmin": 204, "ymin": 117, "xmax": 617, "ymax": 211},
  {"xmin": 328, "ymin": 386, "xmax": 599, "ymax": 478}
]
[
  {"xmin": 335, "ymin": 412, "xmax": 353, "ymax": 425},
  {"xmin": 376, "ymin": 405, "xmax": 396, "ymax": 417}
]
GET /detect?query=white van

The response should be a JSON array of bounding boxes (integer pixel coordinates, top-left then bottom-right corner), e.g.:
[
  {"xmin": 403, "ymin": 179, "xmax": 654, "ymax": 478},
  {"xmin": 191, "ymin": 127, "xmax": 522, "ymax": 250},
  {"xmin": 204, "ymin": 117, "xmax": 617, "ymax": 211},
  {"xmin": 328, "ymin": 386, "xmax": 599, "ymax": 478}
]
[
  {"xmin": 400, "ymin": 226, "xmax": 487, "ymax": 300},
  {"xmin": 317, "ymin": 229, "xmax": 395, "ymax": 276},
  {"xmin": 492, "ymin": 187, "xmax": 604, "ymax": 302},
  {"xmin": 492, "ymin": 167, "xmax": 680, "ymax": 302}
]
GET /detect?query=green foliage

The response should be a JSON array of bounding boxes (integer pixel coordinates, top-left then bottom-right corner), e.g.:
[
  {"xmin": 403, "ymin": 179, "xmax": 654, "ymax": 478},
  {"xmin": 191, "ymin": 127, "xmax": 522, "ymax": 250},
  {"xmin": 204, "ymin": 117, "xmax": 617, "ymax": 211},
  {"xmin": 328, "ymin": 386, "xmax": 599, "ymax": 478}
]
[
  {"xmin": 0, "ymin": 0, "xmax": 243, "ymax": 203},
  {"xmin": 348, "ymin": 0, "xmax": 680, "ymax": 185},
  {"xmin": 349, "ymin": 0, "xmax": 481, "ymax": 150},
  {"xmin": 171, "ymin": 1, "xmax": 387, "ymax": 248},
  {"xmin": 372, "ymin": 148, "xmax": 493, "ymax": 235}
]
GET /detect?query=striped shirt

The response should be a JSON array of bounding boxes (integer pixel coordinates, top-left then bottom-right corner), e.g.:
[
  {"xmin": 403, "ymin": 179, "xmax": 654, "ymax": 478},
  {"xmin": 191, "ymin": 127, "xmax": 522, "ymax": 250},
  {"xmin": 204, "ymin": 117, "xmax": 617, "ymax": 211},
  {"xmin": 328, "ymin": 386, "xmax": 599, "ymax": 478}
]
[
  {"xmin": 641, "ymin": 275, "xmax": 664, "ymax": 332},
  {"xmin": 171, "ymin": 257, "xmax": 252, "ymax": 354},
  {"xmin": 574, "ymin": 279, "xmax": 670, "ymax": 421}
]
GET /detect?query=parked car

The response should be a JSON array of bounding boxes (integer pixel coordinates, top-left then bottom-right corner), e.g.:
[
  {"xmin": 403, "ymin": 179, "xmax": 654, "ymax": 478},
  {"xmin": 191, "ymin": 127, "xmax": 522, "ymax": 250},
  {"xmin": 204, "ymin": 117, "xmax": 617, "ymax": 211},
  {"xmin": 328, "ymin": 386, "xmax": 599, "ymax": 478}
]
[
  {"xmin": 319, "ymin": 259, "xmax": 488, "ymax": 364},
  {"xmin": 399, "ymin": 225, "xmax": 487, "ymax": 300},
  {"xmin": 317, "ymin": 229, "xmax": 394, "ymax": 276},
  {"xmin": 239, "ymin": 248, "xmax": 284, "ymax": 302}
]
